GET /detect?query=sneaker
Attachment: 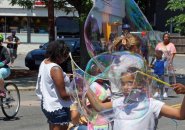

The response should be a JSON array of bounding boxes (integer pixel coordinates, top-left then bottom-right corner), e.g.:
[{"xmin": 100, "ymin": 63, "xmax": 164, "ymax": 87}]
[
  {"xmin": 0, "ymin": 90, "xmax": 6, "ymax": 98},
  {"xmin": 163, "ymin": 92, "xmax": 168, "ymax": 98},
  {"xmin": 153, "ymin": 92, "xmax": 159, "ymax": 98}
]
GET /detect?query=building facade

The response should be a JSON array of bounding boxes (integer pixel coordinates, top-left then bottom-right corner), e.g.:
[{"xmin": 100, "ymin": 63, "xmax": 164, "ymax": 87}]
[{"xmin": 0, "ymin": 0, "xmax": 78, "ymax": 43}]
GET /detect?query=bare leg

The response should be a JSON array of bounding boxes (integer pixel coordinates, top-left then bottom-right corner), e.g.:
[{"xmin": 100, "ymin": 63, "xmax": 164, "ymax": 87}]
[
  {"xmin": 0, "ymin": 79, "xmax": 4, "ymax": 91},
  {"xmin": 0, "ymin": 79, "xmax": 5, "ymax": 97},
  {"xmin": 49, "ymin": 124, "xmax": 68, "ymax": 130}
]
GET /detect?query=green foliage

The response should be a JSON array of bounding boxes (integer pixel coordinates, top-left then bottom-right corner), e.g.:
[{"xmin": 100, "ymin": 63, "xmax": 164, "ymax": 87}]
[
  {"xmin": 8, "ymin": 0, "xmax": 93, "ymax": 25},
  {"xmin": 8, "ymin": 0, "xmax": 34, "ymax": 9},
  {"xmin": 135, "ymin": 0, "xmax": 147, "ymax": 13},
  {"xmin": 166, "ymin": 0, "xmax": 185, "ymax": 35},
  {"xmin": 166, "ymin": 0, "xmax": 185, "ymax": 11}
]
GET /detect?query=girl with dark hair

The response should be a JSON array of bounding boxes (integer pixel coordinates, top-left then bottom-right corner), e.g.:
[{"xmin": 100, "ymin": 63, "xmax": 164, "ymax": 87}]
[{"xmin": 36, "ymin": 40, "xmax": 72, "ymax": 130}]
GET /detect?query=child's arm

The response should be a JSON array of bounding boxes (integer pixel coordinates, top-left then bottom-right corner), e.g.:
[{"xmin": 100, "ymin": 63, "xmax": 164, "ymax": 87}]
[
  {"xmin": 150, "ymin": 57, "xmax": 155, "ymax": 66},
  {"xmin": 160, "ymin": 95, "xmax": 185, "ymax": 120},
  {"xmin": 86, "ymin": 89, "xmax": 112, "ymax": 112},
  {"xmin": 172, "ymin": 83, "xmax": 185, "ymax": 94}
]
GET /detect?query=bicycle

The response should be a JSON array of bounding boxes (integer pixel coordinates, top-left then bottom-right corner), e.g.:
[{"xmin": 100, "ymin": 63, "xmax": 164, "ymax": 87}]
[{"xmin": 0, "ymin": 82, "xmax": 20, "ymax": 119}]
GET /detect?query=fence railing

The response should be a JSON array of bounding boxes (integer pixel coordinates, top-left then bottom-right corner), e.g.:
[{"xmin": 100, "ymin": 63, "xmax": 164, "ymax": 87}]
[{"xmin": 171, "ymin": 36, "xmax": 185, "ymax": 54}]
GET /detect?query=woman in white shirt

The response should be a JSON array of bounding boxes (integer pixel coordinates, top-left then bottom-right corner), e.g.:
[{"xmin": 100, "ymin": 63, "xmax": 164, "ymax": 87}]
[{"xmin": 36, "ymin": 40, "xmax": 72, "ymax": 130}]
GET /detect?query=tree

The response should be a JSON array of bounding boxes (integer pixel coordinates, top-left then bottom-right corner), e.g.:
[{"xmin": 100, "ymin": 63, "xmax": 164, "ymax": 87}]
[
  {"xmin": 9, "ymin": 0, "xmax": 93, "ymax": 69},
  {"xmin": 8, "ymin": 0, "xmax": 153, "ymax": 68},
  {"xmin": 166, "ymin": 0, "xmax": 185, "ymax": 35}
]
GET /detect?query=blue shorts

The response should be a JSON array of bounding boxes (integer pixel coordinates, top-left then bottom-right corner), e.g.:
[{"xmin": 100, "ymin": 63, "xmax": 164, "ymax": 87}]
[
  {"xmin": 41, "ymin": 103, "xmax": 71, "ymax": 125},
  {"xmin": 0, "ymin": 67, "xmax": 11, "ymax": 79}
]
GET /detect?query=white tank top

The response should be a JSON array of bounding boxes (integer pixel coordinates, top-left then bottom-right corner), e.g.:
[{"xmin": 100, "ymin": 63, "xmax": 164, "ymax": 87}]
[{"xmin": 36, "ymin": 61, "xmax": 72, "ymax": 112}]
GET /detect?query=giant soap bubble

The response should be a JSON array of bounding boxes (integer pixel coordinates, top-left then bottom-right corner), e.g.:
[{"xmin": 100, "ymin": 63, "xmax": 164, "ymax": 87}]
[
  {"xmin": 69, "ymin": 52, "xmax": 155, "ymax": 127},
  {"xmin": 68, "ymin": 0, "xmax": 178, "ymax": 129},
  {"xmin": 84, "ymin": 0, "xmax": 160, "ymax": 57}
]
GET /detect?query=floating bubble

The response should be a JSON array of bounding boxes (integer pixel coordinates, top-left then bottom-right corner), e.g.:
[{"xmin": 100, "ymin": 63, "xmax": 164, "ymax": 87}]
[
  {"xmin": 69, "ymin": 52, "xmax": 156, "ymax": 126},
  {"xmin": 69, "ymin": 0, "xmax": 177, "ymax": 128},
  {"xmin": 84, "ymin": 0, "xmax": 160, "ymax": 57}
]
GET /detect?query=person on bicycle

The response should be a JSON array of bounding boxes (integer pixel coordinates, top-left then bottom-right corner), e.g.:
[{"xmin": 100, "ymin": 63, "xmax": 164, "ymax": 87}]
[
  {"xmin": 0, "ymin": 34, "xmax": 11, "ymax": 98},
  {"xmin": 5, "ymin": 30, "xmax": 20, "ymax": 67}
]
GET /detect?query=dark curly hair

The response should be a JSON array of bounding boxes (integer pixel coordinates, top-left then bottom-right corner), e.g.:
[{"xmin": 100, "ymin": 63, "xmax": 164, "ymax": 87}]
[
  {"xmin": 162, "ymin": 32, "xmax": 170, "ymax": 40},
  {"xmin": 45, "ymin": 40, "xmax": 70, "ymax": 63}
]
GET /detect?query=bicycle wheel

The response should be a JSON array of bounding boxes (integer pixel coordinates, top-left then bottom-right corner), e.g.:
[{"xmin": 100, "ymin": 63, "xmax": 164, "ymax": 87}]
[{"xmin": 1, "ymin": 82, "xmax": 20, "ymax": 118}]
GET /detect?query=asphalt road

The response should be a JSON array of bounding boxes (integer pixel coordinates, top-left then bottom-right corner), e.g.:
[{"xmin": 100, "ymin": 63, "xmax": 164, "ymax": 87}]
[
  {"xmin": 2, "ymin": 45, "xmax": 185, "ymax": 130},
  {"xmin": 0, "ymin": 91, "xmax": 48, "ymax": 130},
  {"xmin": 0, "ymin": 91, "xmax": 185, "ymax": 130}
]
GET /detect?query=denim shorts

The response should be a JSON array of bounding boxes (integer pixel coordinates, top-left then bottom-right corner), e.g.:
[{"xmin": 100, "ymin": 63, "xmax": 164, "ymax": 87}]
[{"xmin": 41, "ymin": 104, "xmax": 71, "ymax": 125}]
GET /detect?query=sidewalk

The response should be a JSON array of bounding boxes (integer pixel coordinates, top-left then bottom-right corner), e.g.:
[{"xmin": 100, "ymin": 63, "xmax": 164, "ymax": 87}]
[{"xmin": 17, "ymin": 43, "xmax": 41, "ymax": 55}]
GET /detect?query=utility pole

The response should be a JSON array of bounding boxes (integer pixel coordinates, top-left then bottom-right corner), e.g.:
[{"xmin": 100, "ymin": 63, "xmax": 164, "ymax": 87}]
[{"xmin": 48, "ymin": 0, "xmax": 55, "ymax": 42}]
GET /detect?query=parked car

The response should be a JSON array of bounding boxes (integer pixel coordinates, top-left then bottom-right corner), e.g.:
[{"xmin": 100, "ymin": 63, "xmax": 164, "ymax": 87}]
[{"xmin": 25, "ymin": 38, "xmax": 80, "ymax": 73}]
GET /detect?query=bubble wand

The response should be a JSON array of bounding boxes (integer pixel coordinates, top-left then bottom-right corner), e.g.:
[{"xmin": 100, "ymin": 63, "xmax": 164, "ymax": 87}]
[{"xmin": 136, "ymin": 71, "xmax": 172, "ymax": 87}]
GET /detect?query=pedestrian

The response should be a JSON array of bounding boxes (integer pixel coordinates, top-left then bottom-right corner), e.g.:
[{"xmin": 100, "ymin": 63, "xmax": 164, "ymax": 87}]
[
  {"xmin": 0, "ymin": 34, "xmax": 11, "ymax": 98},
  {"xmin": 5, "ymin": 30, "xmax": 20, "ymax": 67},
  {"xmin": 155, "ymin": 32, "xmax": 176, "ymax": 98},
  {"xmin": 86, "ymin": 65, "xmax": 185, "ymax": 130},
  {"xmin": 112, "ymin": 24, "xmax": 132, "ymax": 51},
  {"xmin": 150, "ymin": 50, "xmax": 165, "ymax": 100},
  {"xmin": 36, "ymin": 40, "xmax": 72, "ymax": 130}
]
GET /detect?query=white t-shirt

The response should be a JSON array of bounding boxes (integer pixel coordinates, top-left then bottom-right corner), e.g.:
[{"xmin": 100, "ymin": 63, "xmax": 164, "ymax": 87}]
[
  {"xmin": 112, "ymin": 97, "xmax": 164, "ymax": 130},
  {"xmin": 36, "ymin": 61, "xmax": 72, "ymax": 112}
]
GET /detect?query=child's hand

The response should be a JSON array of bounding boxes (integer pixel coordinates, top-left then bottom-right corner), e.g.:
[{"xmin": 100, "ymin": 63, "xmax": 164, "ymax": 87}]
[
  {"xmin": 172, "ymin": 83, "xmax": 185, "ymax": 94},
  {"xmin": 149, "ymin": 64, "xmax": 154, "ymax": 68}
]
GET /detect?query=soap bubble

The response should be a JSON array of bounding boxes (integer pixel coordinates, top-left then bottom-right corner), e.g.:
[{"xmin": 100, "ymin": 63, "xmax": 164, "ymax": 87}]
[
  {"xmin": 84, "ymin": 0, "xmax": 159, "ymax": 57},
  {"xmin": 69, "ymin": 52, "xmax": 154, "ymax": 125}
]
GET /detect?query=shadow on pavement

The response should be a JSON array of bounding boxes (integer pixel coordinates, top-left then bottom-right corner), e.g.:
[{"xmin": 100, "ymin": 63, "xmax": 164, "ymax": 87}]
[
  {"xmin": 5, "ymin": 69, "xmax": 38, "ymax": 89},
  {"xmin": 6, "ymin": 69, "xmax": 38, "ymax": 80}
]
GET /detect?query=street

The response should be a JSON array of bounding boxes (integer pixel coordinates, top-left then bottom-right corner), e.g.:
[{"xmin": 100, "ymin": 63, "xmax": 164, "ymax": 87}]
[
  {"xmin": 0, "ymin": 45, "xmax": 185, "ymax": 130},
  {"xmin": 0, "ymin": 90, "xmax": 185, "ymax": 130},
  {"xmin": 0, "ymin": 91, "xmax": 48, "ymax": 130}
]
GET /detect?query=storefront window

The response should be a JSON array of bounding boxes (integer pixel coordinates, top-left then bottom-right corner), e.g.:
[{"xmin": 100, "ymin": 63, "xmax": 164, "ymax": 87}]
[
  {"xmin": 31, "ymin": 17, "xmax": 48, "ymax": 33},
  {"xmin": 0, "ymin": 16, "xmax": 48, "ymax": 34}
]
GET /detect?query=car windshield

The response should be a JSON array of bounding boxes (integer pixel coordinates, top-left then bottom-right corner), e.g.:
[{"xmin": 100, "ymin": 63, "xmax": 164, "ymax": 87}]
[
  {"xmin": 56, "ymin": 17, "xmax": 80, "ymax": 37},
  {"xmin": 62, "ymin": 39, "xmax": 80, "ymax": 52}
]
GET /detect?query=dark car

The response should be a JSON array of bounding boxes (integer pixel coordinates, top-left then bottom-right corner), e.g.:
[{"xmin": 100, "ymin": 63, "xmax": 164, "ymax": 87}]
[{"xmin": 25, "ymin": 38, "xmax": 80, "ymax": 73}]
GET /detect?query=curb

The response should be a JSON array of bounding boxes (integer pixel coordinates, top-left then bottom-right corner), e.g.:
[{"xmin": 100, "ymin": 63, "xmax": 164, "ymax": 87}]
[{"xmin": 18, "ymin": 87, "xmax": 36, "ymax": 91}]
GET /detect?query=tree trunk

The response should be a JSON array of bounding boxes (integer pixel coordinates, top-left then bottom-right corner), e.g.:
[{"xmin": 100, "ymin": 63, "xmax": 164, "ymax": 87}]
[
  {"xmin": 48, "ymin": 0, "xmax": 55, "ymax": 42},
  {"xmin": 79, "ymin": 16, "xmax": 90, "ymax": 70}
]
